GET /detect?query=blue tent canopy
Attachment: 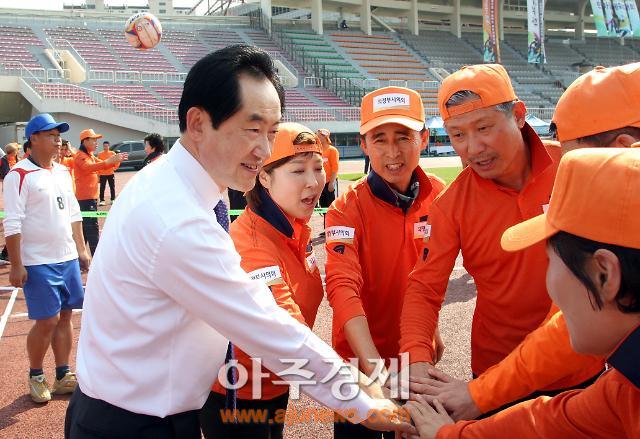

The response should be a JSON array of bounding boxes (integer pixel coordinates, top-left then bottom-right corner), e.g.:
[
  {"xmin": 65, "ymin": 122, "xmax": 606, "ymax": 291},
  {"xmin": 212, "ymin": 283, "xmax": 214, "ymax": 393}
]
[
  {"xmin": 425, "ymin": 116, "xmax": 447, "ymax": 136},
  {"xmin": 525, "ymin": 114, "xmax": 551, "ymax": 135}
]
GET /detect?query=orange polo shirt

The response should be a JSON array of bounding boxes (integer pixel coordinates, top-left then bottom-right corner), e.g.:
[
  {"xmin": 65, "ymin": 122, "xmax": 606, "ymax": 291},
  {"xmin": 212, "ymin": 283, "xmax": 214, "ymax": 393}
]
[
  {"xmin": 468, "ymin": 309, "xmax": 605, "ymax": 413},
  {"xmin": 400, "ymin": 125, "xmax": 560, "ymax": 375},
  {"xmin": 74, "ymin": 150, "xmax": 113, "ymax": 200},
  {"xmin": 437, "ymin": 324, "xmax": 640, "ymax": 438},
  {"xmin": 211, "ymin": 188, "xmax": 324, "ymax": 401},
  {"xmin": 97, "ymin": 150, "xmax": 120, "ymax": 176},
  {"xmin": 322, "ymin": 145, "xmax": 339, "ymax": 179},
  {"xmin": 325, "ymin": 167, "xmax": 446, "ymax": 364}
]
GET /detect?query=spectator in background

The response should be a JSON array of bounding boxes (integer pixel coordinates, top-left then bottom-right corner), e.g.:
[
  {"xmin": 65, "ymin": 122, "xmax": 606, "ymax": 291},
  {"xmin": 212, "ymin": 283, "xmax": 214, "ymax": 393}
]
[
  {"xmin": 22, "ymin": 140, "xmax": 31, "ymax": 159},
  {"xmin": 317, "ymin": 128, "xmax": 339, "ymax": 209},
  {"xmin": 3, "ymin": 113, "xmax": 90, "ymax": 404},
  {"xmin": 1, "ymin": 143, "xmax": 19, "ymax": 179},
  {"xmin": 142, "ymin": 132, "xmax": 165, "ymax": 167},
  {"xmin": 0, "ymin": 143, "xmax": 20, "ymax": 262},
  {"xmin": 74, "ymin": 129, "xmax": 125, "ymax": 255},
  {"xmin": 97, "ymin": 140, "xmax": 119, "ymax": 206}
]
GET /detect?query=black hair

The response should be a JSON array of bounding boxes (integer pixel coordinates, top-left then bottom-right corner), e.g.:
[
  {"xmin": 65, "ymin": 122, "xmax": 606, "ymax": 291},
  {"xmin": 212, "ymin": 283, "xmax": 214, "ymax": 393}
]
[
  {"xmin": 23, "ymin": 140, "xmax": 31, "ymax": 154},
  {"xmin": 178, "ymin": 44, "xmax": 285, "ymax": 133},
  {"xmin": 445, "ymin": 90, "xmax": 515, "ymax": 115},
  {"xmin": 144, "ymin": 133, "xmax": 166, "ymax": 153},
  {"xmin": 103, "ymin": 140, "xmax": 110, "ymax": 145},
  {"xmin": 549, "ymin": 231, "xmax": 640, "ymax": 313},
  {"xmin": 576, "ymin": 126, "xmax": 640, "ymax": 147}
]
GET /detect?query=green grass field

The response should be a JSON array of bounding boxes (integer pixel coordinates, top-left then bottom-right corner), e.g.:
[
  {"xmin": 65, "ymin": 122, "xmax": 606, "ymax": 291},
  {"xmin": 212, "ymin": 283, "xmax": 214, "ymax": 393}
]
[{"xmin": 339, "ymin": 166, "xmax": 462, "ymax": 185}]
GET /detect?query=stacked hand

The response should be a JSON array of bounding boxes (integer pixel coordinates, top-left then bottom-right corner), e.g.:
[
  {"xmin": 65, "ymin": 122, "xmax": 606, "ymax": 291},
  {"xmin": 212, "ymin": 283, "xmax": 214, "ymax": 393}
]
[
  {"xmin": 404, "ymin": 395, "xmax": 454, "ymax": 439},
  {"xmin": 409, "ymin": 369, "xmax": 481, "ymax": 421}
]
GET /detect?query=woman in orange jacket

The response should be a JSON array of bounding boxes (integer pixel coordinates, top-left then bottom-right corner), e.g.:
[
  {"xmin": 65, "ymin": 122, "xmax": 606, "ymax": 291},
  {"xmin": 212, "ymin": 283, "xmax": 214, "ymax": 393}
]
[
  {"xmin": 74, "ymin": 129, "xmax": 124, "ymax": 255},
  {"xmin": 405, "ymin": 148, "xmax": 640, "ymax": 439},
  {"xmin": 199, "ymin": 123, "xmax": 326, "ymax": 439}
]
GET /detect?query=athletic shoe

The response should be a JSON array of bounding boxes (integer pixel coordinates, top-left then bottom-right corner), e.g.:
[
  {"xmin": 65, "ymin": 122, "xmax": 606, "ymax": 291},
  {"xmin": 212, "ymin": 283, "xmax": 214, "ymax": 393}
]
[
  {"xmin": 98, "ymin": 201, "xmax": 106, "ymax": 206},
  {"xmin": 29, "ymin": 374, "xmax": 51, "ymax": 403},
  {"xmin": 52, "ymin": 371, "xmax": 78, "ymax": 395}
]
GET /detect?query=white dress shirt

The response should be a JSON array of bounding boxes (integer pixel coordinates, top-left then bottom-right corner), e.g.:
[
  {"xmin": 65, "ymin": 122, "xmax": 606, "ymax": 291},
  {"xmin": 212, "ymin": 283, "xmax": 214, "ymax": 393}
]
[
  {"xmin": 76, "ymin": 141, "xmax": 378, "ymax": 421},
  {"xmin": 3, "ymin": 159, "xmax": 81, "ymax": 265}
]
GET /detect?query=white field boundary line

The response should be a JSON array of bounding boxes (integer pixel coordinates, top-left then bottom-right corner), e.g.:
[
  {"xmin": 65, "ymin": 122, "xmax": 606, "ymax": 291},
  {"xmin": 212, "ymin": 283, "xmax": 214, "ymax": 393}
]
[
  {"xmin": 9, "ymin": 309, "xmax": 83, "ymax": 320},
  {"xmin": 0, "ymin": 288, "xmax": 19, "ymax": 341}
]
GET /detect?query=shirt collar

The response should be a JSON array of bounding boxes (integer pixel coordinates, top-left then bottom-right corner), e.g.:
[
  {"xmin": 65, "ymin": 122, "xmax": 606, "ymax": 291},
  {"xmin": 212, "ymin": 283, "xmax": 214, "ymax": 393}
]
[
  {"xmin": 168, "ymin": 140, "xmax": 222, "ymax": 210},
  {"xmin": 252, "ymin": 185, "xmax": 294, "ymax": 238},
  {"xmin": 607, "ymin": 323, "xmax": 640, "ymax": 388},
  {"xmin": 367, "ymin": 167, "xmax": 433, "ymax": 212}
]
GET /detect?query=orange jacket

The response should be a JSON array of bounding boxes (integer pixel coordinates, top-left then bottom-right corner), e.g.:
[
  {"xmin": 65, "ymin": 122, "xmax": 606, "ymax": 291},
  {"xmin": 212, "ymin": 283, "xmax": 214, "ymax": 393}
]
[
  {"xmin": 322, "ymin": 146, "xmax": 339, "ymax": 179},
  {"xmin": 325, "ymin": 167, "xmax": 446, "ymax": 364},
  {"xmin": 468, "ymin": 309, "xmax": 605, "ymax": 413},
  {"xmin": 400, "ymin": 126, "xmax": 560, "ymax": 375},
  {"xmin": 211, "ymin": 188, "xmax": 324, "ymax": 400},
  {"xmin": 97, "ymin": 150, "xmax": 120, "ymax": 176},
  {"xmin": 438, "ymin": 325, "xmax": 640, "ymax": 438},
  {"xmin": 74, "ymin": 149, "xmax": 113, "ymax": 200}
]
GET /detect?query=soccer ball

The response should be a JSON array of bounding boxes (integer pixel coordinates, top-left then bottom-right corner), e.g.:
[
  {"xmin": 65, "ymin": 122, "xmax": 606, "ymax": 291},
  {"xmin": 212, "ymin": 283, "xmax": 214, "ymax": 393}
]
[{"xmin": 125, "ymin": 12, "xmax": 162, "ymax": 50}]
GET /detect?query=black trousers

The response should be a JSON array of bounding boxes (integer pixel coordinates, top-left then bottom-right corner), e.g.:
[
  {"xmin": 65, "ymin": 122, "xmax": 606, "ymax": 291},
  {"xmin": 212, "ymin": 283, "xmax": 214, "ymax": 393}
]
[
  {"xmin": 473, "ymin": 369, "xmax": 603, "ymax": 419},
  {"xmin": 78, "ymin": 199, "xmax": 99, "ymax": 255},
  {"xmin": 334, "ymin": 418, "xmax": 393, "ymax": 439},
  {"xmin": 65, "ymin": 386, "xmax": 200, "ymax": 439},
  {"xmin": 199, "ymin": 391, "xmax": 289, "ymax": 439},
  {"xmin": 99, "ymin": 175, "xmax": 115, "ymax": 202},
  {"xmin": 319, "ymin": 182, "xmax": 337, "ymax": 209}
]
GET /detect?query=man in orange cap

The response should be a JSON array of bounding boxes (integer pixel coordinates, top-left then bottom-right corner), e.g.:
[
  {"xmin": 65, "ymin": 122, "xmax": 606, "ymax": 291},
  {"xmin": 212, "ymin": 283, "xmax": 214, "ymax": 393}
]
[
  {"xmin": 317, "ymin": 128, "xmax": 340, "ymax": 210},
  {"xmin": 405, "ymin": 147, "xmax": 640, "ymax": 438},
  {"xmin": 400, "ymin": 64, "xmax": 603, "ymax": 419},
  {"xmin": 325, "ymin": 86, "xmax": 446, "ymax": 438},
  {"xmin": 552, "ymin": 62, "xmax": 640, "ymax": 153},
  {"xmin": 414, "ymin": 62, "xmax": 640, "ymax": 421},
  {"xmin": 74, "ymin": 129, "xmax": 125, "ymax": 254}
]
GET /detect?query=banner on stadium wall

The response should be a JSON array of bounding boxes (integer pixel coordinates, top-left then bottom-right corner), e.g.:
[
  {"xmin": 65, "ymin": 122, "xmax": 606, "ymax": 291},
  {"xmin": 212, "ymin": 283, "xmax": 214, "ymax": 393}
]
[
  {"xmin": 527, "ymin": 0, "xmax": 545, "ymax": 63},
  {"xmin": 482, "ymin": 0, "xmax": 501, "ymax": 63},
  {"xmin": 591, "ymin": 0, "xmax": 612, "ymax": 36},
  {"xmin": 612, "ymin": 0, "xmax": 633, "ymax": 36},
  {"xmin": 624, "ymin": 0, "xmax": 640, "ymax": 37}
]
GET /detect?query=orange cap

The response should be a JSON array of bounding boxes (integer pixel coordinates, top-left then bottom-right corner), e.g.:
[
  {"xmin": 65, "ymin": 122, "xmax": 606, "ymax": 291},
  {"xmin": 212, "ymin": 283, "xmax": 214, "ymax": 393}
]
[
  {"xmin": 264, "ymin": 122, "xmax": 322, "ymax": 166},
  {"xmin": 552, "ymin": 63, "xmax": 640, "ymax": 142},
  {"xmin": 438, "ymin": 64, "xmax": 518, "ymax": 121},
  {"xmin": 501, "ymin": 148, "xmax": 640, "ymax": 252},
  {"xmin": 360, "ymin": 86, "xmax": 425, "ymax": 135},
  {"xmin": 79, "ymin": 129, "xmax": 103, "ymax": 141}
]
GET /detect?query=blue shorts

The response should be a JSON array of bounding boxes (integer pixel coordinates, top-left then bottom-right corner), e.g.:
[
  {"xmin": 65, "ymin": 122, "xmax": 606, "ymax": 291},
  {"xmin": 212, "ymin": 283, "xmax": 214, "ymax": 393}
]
[{"xmin": 23, "ymin": 259, "xmax": 84, "ymax": 320}]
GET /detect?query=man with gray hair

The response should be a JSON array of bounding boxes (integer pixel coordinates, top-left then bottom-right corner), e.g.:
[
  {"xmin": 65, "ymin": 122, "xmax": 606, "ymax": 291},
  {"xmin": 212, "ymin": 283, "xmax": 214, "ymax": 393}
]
[{"xmin": 400, "ymin": 64, "xmax": 602, "ymax": 420}]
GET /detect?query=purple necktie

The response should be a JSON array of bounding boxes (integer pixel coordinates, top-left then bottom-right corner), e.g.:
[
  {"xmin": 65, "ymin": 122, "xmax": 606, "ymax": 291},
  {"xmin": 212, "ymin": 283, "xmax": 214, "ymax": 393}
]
[{"xmin": 214, "ymin": 200, "xmax": 236, "ymax": 415}]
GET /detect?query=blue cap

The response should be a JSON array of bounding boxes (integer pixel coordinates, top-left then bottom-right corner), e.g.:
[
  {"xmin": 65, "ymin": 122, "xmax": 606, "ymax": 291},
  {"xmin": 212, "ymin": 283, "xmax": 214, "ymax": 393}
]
[{"xmin": 25, "ymin": 113, "xmax": 69, "ymax": 139}]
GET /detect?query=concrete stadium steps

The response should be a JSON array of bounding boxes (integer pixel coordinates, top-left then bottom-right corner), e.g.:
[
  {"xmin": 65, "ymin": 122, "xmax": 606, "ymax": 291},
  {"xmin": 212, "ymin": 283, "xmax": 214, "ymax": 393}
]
[
  {"xmin": 280, "ymin": 29, "xmax": 364, "ymax": 78},
  {"xmin": 98, "ymin": 28, "xmax": 176, "ymax": 73},
  {"xmin": 240, "ymin": 29, "xmax": 306, "ymax": 79},
  {"xmin": 571, "ymin": 37, "xmax": 640, "ymax": 67},
  {"xmin": 91, "ymin": 84, "xmax": 172, "ymax": 116},
  {"xmin": 45, "ymin": 26, "xmax": 126, "ymax": 71},
  {"xmin": 33, "ymin": 83, "xmax": 97, "ymax": 106},
  {"xmin": 197, "ymin": 28, "xmax": 245, "ymax": 51},
  {"xmin": 0, "ymin": 25, "xmax": 46, "ymax": 71},
  {"xmin": 162, "ymin": 29, "xmax": 210, "ymax": 70},
  {"xmin": 401, "ymin": 30, "xmax": 483, "ymax": 71},
  {"xmin": 329, "ymin": 32, "xmax": 433, "ymax": 81},
  {"xmin": 150, "ymin": 85, "xmax": 182, "ymax": 107},
  {"xmin": 461, "ymin": 32, "xmax": 554, "ymax": 108}
]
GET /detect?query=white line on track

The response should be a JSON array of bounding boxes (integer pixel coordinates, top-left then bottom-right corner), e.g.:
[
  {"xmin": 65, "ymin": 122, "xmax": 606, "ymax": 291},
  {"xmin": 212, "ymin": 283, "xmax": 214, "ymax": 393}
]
[
  {"xmin": 9, "ymin": 309, "xmax": 83, "ymax": 319},
  {"xmin": 0, "ymin": 288, "xmax": 19, "ymax": 341}
]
